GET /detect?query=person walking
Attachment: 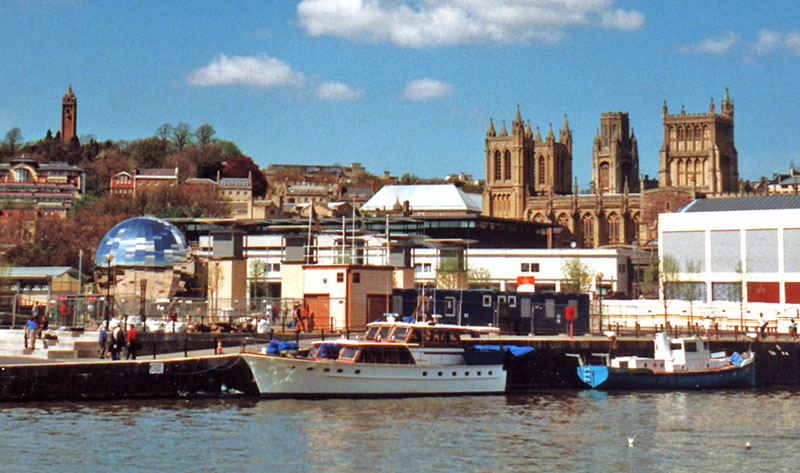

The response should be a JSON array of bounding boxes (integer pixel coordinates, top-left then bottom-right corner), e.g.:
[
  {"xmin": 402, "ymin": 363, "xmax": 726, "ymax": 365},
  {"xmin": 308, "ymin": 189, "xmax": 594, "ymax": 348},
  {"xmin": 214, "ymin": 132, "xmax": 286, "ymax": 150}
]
[
  {"xmin": 126, "ymin": 324, "xmax": 138, "ymax": 360},
  {"xmin": 791, "ymin": 319, "xmax": 797, "ymax": 342},
  {"xmin": 758, "ymin": 312, "xmax": 768, "ymax": 340},
  {"xmin": 98, "ymin": 326, "xmax": 108, "ymax": 359},
  {"xmin": 111, "ymin": 324, "xmax": 125, "ymax": 360}
]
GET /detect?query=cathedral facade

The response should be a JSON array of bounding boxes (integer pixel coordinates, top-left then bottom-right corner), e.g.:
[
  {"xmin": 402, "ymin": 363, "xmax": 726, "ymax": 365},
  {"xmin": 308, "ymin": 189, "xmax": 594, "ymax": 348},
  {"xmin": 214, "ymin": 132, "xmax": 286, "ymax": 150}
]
[{"xmin": 483, "ymin": 90, "xmax": 739, "ymax": 249}]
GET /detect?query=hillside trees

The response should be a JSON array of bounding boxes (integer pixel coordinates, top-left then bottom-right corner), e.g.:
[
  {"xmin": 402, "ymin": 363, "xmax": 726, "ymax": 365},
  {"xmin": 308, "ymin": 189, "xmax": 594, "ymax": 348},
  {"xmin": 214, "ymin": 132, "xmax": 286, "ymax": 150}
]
[{"xmin": 222, "ymin": 154, "xmax": 268, "ymax": 197}]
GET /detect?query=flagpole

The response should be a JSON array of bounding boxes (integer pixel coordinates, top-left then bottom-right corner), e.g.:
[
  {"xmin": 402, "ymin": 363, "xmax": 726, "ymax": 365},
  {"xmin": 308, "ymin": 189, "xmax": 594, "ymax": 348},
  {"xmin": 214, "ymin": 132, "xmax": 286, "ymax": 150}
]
[{"xmin": 306, "ymin": 199, "xmax": 313, "ymax": 263}]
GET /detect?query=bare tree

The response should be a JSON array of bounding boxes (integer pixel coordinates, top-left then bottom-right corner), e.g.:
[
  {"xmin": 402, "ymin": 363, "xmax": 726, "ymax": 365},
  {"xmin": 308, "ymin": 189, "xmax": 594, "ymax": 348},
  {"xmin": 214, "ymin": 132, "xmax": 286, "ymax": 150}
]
[
  {"xmin": 659, "ymin": 254, "xmax": 681, "ymax": 327},
  {"xmin": 154, "ymin": 123, "xmax": 172, "ymax": 141}
]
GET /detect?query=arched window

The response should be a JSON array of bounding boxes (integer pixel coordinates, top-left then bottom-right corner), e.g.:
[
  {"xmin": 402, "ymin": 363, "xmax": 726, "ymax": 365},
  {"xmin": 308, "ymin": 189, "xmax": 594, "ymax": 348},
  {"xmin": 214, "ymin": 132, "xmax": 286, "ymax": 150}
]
[
  {"xmin": 677, "ymin": 159, "xmax": 685, "ymax": 187},
  {"xmin": 608, "ymin": 213, "xmax": 620, "ymax": 244},
  {"xmin": 494, "ymin": 151, "xmax": 501, "ymax": 181},
  {"xmin": 527, "ymin": 151, "xmax": 535, "ymax": 185},
  {"xmin": 599, "ymin": 162, "xmax": 610, "ymax": 191},
  {"xmin": 538, "ymin": 156, "xmax": 546, "ymax": 185},
  {"xmin": 582, "ymin": 214, "xmax": 594, "ymax": 248},
  {"xmin": 504, "ymin": 151, "xmax": 512, "ymax": 181}
]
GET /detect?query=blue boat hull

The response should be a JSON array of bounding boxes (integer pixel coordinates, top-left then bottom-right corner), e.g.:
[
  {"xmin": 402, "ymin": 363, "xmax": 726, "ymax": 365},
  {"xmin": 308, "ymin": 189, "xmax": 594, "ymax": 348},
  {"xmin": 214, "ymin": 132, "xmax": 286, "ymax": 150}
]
[{"xmin": 577, "ymin": 360, "xmax": 756, "ymax": 390}]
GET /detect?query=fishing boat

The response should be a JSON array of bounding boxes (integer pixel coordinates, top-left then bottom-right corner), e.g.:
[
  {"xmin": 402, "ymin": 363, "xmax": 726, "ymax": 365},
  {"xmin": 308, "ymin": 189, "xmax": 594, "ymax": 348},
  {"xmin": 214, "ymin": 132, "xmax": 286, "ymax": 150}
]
[
  {"xmin": 241, "ymin": 319, "xmax": 530, "ymax": 398},
  {"xmin": 574, "ymin": 332, "xmax": 755, "ymax": 390}
]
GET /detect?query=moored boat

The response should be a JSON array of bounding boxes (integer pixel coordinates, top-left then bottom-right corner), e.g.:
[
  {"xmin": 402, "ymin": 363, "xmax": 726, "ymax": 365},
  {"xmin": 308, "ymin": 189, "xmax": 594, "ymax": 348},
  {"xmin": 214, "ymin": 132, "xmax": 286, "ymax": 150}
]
[
  {"xmin": 242, "ymin": 320, "xmax": 530, "ymax": 398},
  {"xmin": 574, "ymin": 332, "xmax": 755, "ymax": 390}
]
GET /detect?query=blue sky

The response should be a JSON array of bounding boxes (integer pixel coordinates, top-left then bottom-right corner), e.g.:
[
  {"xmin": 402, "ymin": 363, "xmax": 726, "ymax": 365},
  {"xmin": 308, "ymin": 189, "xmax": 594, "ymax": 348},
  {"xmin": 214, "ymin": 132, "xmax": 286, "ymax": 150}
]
[{"xmin": 2, "ymin": 1, "xmax": 800, "ymax": 187}]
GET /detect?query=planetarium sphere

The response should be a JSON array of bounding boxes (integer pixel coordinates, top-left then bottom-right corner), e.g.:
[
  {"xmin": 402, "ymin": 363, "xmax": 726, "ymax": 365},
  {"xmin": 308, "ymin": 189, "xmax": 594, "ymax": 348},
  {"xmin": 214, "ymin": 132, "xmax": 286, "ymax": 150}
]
[{"xmin": 94, "ymin": 216, "xmax": 190, "ymax": 268}]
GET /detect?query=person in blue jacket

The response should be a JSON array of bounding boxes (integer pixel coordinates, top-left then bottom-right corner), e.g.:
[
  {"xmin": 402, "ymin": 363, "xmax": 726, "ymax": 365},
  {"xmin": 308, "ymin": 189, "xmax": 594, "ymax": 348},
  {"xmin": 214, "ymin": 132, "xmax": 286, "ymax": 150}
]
[{"xmin": 25, "ymin": 316, "xmax": 38, "ymax": 350}]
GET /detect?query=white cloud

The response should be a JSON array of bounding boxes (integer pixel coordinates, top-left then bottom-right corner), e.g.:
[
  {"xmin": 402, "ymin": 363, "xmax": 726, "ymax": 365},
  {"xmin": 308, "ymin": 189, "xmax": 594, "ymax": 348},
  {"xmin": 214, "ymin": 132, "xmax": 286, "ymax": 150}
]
[
  {"xmin": 600, "ymin": 9, "xmax": 645, "ymax": 31},
  {"xmin": 747, "ymin": 29, "xmax": 800, "ymax": 57},
  {"xmin": 315, "ymin": 82, "xmax": 364, "ymax": 101},
  {"xmin": 188, "ymin": 54, "xmax": 305, "ymax": 88},
  {"xmin": 403, "ymin": 79, "xmax": 452, "ymax": 101},
  {"xmin": 297, "ymin": 0, "xmax": 645, "ymax": 48},
  {"xmin": 676, "ymin": 31, "xmax": 739, "ymax": 55}
]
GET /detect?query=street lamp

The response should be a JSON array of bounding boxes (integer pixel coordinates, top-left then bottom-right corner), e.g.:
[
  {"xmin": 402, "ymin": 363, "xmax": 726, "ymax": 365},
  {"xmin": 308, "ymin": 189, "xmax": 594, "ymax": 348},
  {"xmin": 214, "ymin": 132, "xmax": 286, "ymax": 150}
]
[
  {"xmin": 105, "ymin": 253, "xmax": 114, "ymax": 329},
  {"xmin": 596, "ymin": 272, "xmax": 604, "ymax": 334}
]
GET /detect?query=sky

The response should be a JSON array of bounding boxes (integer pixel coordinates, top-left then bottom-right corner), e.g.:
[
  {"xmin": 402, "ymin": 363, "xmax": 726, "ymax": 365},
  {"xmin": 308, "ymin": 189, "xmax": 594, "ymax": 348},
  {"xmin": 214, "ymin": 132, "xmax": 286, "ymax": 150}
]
[{"xmin": 2, "ymin": 0, "xmax": 800, "ymax": 188}]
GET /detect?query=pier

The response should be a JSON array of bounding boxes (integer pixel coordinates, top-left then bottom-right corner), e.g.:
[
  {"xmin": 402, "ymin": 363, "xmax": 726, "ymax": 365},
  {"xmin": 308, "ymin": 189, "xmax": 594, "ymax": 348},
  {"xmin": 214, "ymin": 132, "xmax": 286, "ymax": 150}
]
[{"xmin": 1, "ymin": 328, "xmax": 799, "ymax": 402}]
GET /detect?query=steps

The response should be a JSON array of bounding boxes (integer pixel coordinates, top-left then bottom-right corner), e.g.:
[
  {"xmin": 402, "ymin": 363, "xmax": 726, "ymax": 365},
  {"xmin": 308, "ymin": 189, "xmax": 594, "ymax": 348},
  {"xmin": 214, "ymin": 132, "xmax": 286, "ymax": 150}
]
[{"xmin": 0, "ymin": 329, "xmax": 100, "ymax": 360}]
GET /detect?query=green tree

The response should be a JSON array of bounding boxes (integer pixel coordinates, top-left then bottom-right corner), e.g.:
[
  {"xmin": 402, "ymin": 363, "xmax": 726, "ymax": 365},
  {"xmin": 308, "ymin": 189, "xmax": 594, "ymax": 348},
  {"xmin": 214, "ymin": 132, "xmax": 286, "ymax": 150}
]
[
  {"xmin": 561, "ymin": 257, "xmax": 592, "ymax": 293},
  {"xmin": 195, "ymin": 124, "xmax": 216, "ymax": 145},
  {"xmin": 171, "ymin": 122, "xmax": 193, "ymax": 151},
  {"xmin": 677, "ymin": 260, "xmax": 704, "ymax": 329},
  {"xmin": 155, "ymin": 123, "xmax": 173, "ymax": 141},
  {"xmin": 399, "ymin": 173, "xmax": 419, "ymax": 185},
  {"xmin": 249, "ymin": 259, "xmax": 269, "ymax": 300},
  {"xmin": 2, "ymin": 127, "xmax": 23, "ymax": 158}
]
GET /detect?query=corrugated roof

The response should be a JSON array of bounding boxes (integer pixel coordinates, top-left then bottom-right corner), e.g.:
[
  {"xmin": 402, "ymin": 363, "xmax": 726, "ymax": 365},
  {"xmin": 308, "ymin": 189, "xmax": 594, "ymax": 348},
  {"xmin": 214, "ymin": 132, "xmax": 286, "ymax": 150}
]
[
  {"xmin": 361, "ymin": 184, "xmax": 482, "ymax": 212},
  {"xmin": 682, "ymin": 195, "xmax": 800, "ymax": 213}
]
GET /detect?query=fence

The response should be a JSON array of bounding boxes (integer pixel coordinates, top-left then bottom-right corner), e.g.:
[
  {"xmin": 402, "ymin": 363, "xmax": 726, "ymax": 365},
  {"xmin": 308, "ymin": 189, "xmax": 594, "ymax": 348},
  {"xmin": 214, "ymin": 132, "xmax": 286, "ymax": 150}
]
[{"xmin": 594, "ymin": 298, "xmax": 800, "ymax": 339}]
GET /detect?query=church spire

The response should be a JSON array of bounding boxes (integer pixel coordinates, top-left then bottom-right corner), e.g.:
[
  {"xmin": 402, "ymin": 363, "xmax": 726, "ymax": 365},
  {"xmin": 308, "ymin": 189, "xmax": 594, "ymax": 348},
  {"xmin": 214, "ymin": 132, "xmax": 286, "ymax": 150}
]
[
  {"xmin": 546, "ymin": 123, "xmax": 554, "ymax": 142},
  {"xmin": 512, "ymin": 105, "xmax": 523, "ymax": 135},
  {"xmin": 486, "ymin": 118, "xmax": 496, "ymax": 137},
  {"xmin": 721, "ymin": 87, "xmax": 733, "ymax": 118},
  {"xmin": 524, "ymin": 120, "xmax": 532, "ymax": 138},
  {"xmin": 534, "ymin": 126, "xmax": 541, "ymax": 142},
  {"xmin": 499, "ymin": 120, "xmax": 508, "ymax": 137}
]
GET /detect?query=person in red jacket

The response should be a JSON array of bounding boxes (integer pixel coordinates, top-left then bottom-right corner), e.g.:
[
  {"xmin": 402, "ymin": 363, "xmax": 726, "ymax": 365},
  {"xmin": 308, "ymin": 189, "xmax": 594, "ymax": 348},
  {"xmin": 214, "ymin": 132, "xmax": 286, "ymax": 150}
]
[{"xmin": 126, "ymin": 324, "xmax": 138, "ymax": 360}]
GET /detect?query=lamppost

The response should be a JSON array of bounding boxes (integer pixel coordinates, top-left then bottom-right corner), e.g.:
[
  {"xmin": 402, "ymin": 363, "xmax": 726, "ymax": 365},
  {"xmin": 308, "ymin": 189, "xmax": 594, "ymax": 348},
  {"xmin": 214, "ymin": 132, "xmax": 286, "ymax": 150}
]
[
  {"xmin": 596, "ymin": 272, "xmax": 604, "ymax": 334},
  {"xmin": 105, "ymin": 253, "xmax": 114, "ymax": 329}
]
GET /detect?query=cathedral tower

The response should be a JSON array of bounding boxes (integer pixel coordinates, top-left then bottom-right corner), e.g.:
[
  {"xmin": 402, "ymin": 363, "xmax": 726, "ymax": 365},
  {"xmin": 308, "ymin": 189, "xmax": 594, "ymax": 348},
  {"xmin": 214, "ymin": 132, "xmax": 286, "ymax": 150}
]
[
  {"xmin": 483, "ymin": 106, "xmax": 572, "ymax": 219},
  {"xmin": 61, "ymin": 85, "xmax": 77, "ymax": 145},
  {"xmin": 658, "ymin": 89, "xmax": 737, "ymax": 194},
  {"xmin": 592, "ymin": 112, "xmax": 639, "ymax": 193}
]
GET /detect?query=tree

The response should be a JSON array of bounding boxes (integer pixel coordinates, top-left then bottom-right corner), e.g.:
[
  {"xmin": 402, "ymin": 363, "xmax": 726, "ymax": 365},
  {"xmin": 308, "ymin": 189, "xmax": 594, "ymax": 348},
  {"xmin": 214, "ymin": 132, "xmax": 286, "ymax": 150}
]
[
  {"xmin": 171, "ymin": 122, "xmax": 193, "ymax": 151},
  {"xmin": 214, "ymin": 139, "xmax": 242, "ymax": 156},
  {"xmin": 659, "ymin": 254, "xmax": 681, "ymax": 327},
  {"xmin": 155, "ymin": 123, "xmax": 172, "ymax": 141},
  {"xmin": 2, "ymin": 127, "xmax": 23, "ymax": 158},
  {"xmin": 222, "ymin": 155, "xmax": 268, "ymax": 197},
  {"xmin": 561, "ymin": 257, "xmax": 592, "ymax": 293},
  {"xmin": 123, "ymin": 136, "xmax": 171, "ymax": 169},
  {"xmin": 434, "ymin": 257, "xmax": 491, "ymax": 289},
  {"xmin": 399, "ymin": 173, "xmax": 419, "ymax": 185},
  {"xmin": 187, "ymin": 144, "xmax": 226, "ymax": 180},
  {"xmin": 195, "ymin": 124, "xmax": 216, "ymax": 145},
  {"xmin": 677, "ymin": 260, "xmax": 704, "ymax": 329},
  {"xmin": 249, "ymin": 259, "xmax": 269, "ymax": 300}
]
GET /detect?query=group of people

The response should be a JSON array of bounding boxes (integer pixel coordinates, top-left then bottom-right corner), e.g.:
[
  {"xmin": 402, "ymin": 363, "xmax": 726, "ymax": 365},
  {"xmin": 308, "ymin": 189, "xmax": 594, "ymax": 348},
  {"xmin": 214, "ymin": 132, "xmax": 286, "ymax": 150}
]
[
  {"xmin": 23, "ymin": 303, "xmax": 49, "ymax": 351},
  {"xmin": 98, "ymin": 322, "xmax": 138, "ymax": 360},
  {"xmin": 291, "ymin": 302, "xmax": 313, "ymax": 333}
]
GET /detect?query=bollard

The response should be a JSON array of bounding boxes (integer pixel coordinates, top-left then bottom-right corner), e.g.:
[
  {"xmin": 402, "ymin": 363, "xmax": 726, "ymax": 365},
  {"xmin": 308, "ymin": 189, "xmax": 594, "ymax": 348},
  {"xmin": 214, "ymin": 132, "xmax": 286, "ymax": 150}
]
[
  {"xmin": 734, "ymin": 325, "xmax": 738, "ymax": 341},
  {"xmin": 714, "ymin": 322, "xmax": 719, "ymax": 340},
  {"xmin": 295, "ymin": 331, "xmax": 300, "ymax": 346},
  {"xmin": 184, "ymin": 337, "xmax": 188, "ymax": 357},
  {"xmin": 635, "ymin": 323, "xmax": 640, "ymax": 339},
  {"xmin": 153, "ymin": 342, "xmax": 157, "ymax": 359},
  {"xmin": 321, "ymin": 329, "xmax": 325, "ymax": 341},
  {"xmin": 270, "ymin": 328, "xmax": 274, "ymax": 342},
  {"xmin": 774, "ymin": 326, "xmax": 779, "ymax": 341}
]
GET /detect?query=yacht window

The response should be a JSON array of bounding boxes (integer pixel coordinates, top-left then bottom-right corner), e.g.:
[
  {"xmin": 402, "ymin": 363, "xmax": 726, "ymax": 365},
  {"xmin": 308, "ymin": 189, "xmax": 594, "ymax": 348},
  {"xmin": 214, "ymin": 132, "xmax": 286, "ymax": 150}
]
[
  {"xmin": 670, "ymin": 343, "xmax": 681, "ymax": 351},
  {"xmin": 377, "ymin": 326, "xmax": 392, "ymax": 341},
  {"xmin": 684, "ymin": 342, "xmax": 697, "ymax": 353},
  {"xmin": 339, "ymin": 346, "xmax": 359, "ymax": 360},
  {"xmin": 408, "ymin": 329, "xmax": 422, "ymax": 344},
  {"xmin": 390, "ymin": 326, "xmax": 409, "ymax": 342},
  {"xmin": 365, "ymin": 326, "xmax": 380, "ymax": 340}
]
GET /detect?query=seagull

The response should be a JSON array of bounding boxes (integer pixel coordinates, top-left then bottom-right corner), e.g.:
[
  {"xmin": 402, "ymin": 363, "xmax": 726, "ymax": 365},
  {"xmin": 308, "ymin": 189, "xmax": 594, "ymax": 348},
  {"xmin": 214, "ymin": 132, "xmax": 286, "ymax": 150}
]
[
  {"xmin": 745, "ymin": 441, "xmax": 751, "ymax": 450},
  {"xmin": 628, "ymin": 434, "xmax": 639, "ymax": 447}
]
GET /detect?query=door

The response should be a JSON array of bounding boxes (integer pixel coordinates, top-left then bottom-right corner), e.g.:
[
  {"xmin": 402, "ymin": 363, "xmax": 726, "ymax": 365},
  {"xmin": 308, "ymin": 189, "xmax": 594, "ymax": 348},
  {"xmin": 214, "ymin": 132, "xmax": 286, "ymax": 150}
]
[{"xmin": 304, "ymin": 294, "xmax": 330, "ymax": 331}]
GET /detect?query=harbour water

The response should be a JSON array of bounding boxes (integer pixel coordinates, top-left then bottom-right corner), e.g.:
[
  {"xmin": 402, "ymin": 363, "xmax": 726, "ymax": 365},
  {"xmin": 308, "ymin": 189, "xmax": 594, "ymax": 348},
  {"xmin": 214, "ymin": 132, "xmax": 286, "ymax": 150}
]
[{"xmin": 3, "ymin": 388, "xmax": 799, "ymax": 473}]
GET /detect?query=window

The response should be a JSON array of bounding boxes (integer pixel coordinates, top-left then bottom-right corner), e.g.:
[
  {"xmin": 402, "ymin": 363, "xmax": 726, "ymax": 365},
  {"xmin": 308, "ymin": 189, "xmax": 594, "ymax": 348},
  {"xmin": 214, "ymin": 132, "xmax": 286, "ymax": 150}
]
[
  {"xmin": 507, "ymin": 295, "xmax": 517, "ymax": 308},
  {"xmin": 494, "ymin": 151, "xmax": 501, "ymax": 181},
  {"xmin": 482, "ymin": 295, "xmax": 492, "ymax": 307},
  {"xmin": 445, "ymin": 297, "xmax": 456, "ymax": 316},
  {"xmin": 272, "ymin": 263, "xmax": 281, "ymax": 272},
  {"xmin": 530, "ymin": 263, "xmax": 539, "ymax": 272},
  {"xmin": 423, "ymin": 263, "xmax": 432, "ymax": 272},
  {"xmin": 414, "ymin": 263, "xmax": 422, "ymax": 272},
  {"xmin": 521, "ymin": 263, "xmax": 530, "ymax": 272},
  {"xmin": 352, "ymin": 272, "xmax": 361, "ymax": 283},
  {"xmin": 504, "ymin": 151, "xmax": 512, "ymax": 180},
  {"xmin": 336, "ymin": 272, "xmax": 344, "ymax": 283}
]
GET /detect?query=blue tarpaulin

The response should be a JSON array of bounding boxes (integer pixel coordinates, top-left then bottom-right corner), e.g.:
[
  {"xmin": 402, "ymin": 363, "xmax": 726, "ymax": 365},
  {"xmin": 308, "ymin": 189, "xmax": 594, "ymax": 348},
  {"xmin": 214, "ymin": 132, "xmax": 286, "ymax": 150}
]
[{"xmin": 472, "ymin": 345, "xmax": 535, "ymax": 357}]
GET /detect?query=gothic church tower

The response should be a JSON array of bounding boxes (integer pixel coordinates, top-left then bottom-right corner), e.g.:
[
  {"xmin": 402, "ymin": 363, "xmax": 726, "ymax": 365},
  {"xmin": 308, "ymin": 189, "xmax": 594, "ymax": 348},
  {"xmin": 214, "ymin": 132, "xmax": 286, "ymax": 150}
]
[
  {"xmin": 61, "ymin": 85, "xmax": 77, "ymax": 145},
  {"xmin": 483, "ymin": 106, "xmax": 572, "ymax": 219},
  {"xmin": 592, "ymin": 112, "xmax": 639, "ymax": 193},
  {"xmin": 658, "ymin": 89, "xmax": 738, "ymax": 194}
]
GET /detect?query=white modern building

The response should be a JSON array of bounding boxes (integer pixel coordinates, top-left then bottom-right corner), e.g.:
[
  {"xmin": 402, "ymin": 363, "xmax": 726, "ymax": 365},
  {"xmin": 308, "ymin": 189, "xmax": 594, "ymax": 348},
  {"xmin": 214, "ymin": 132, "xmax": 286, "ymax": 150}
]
[{"xmin": 659, "ymin": 195, "xmax": 800, "ymax": 306}]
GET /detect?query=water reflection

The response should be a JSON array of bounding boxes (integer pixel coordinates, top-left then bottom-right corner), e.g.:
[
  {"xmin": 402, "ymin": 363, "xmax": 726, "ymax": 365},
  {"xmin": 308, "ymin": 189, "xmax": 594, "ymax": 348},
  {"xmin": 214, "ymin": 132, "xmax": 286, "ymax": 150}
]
[{"xmin": 2, "ymin": 390, "xmax": 800, "ymax": 472}]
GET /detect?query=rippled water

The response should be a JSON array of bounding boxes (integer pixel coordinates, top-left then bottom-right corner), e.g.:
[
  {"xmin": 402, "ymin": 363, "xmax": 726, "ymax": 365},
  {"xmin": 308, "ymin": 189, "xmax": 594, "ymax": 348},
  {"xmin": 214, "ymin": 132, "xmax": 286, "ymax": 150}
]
[{"xmin": 2, "ymin": 389, "xmax": 799, "ymax": 472}]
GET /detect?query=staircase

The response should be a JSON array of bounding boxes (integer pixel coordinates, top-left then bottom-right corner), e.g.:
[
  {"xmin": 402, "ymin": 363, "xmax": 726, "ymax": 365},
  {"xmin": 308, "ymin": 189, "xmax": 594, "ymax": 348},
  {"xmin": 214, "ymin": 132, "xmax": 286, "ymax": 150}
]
[{"xmin": 0, "ymin": 329, "xmax": 100, "ymax": 360}]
